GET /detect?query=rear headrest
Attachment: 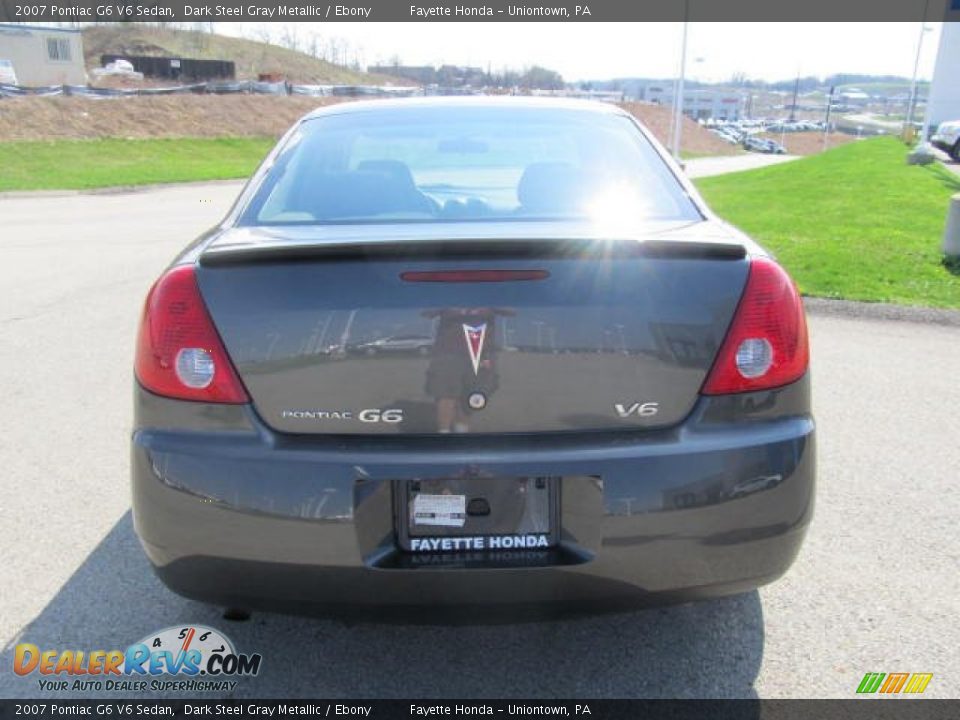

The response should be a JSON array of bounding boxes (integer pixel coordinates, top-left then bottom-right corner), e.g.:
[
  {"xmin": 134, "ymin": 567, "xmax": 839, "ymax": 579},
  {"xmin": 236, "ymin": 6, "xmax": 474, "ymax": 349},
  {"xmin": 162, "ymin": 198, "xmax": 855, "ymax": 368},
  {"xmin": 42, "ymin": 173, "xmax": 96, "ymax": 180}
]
[
  {"xmin": 356, "ymin": 160, "xmax": 417, "ymax": 188},
  {"xmin": 295, "ymin": 169, "xmax": 430, "ymax": 220},
  {"xmin": 517, "ymin": 162, "xmax": 586, "ymax": 214}
]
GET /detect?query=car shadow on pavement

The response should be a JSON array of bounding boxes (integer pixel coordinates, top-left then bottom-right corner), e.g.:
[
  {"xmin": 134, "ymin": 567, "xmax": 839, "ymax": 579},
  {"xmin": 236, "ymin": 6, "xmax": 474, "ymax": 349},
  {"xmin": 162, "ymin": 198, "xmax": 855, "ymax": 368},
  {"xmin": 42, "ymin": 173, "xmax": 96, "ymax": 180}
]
[{"xmin": 2, "ymin": 512, "xmax": 764, "ymax": 699}]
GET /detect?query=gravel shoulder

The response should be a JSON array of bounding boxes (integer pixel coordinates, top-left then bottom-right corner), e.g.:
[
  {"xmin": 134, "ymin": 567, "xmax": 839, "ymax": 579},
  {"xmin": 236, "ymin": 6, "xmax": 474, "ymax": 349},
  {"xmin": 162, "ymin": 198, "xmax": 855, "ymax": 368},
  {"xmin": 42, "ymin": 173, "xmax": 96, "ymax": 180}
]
[{"xmin": 804, "ymin": 296, "xmax": 960, "ymax": 327}]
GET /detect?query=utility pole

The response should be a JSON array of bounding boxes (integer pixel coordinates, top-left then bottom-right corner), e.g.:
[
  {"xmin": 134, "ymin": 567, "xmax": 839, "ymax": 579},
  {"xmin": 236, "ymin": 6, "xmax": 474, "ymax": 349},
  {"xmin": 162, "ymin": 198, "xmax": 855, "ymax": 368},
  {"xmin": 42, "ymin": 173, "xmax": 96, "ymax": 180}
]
[
  {"xmin": 670, "ymin": 6, "xmax": 689, "ymax": 162},
  {"xmin": 905, "ymin": 0, "xmax": 932, "ymax": 137},
  {"xmin": 789, "ymin": 72, "xmax": 800, "ymax": 123},
  {"xmin": 823, "ymin": 85, "xmax": 835, "ymax": 151},
  {"xmin": 910, "ymin": 19, "xmax": 951, "ymax": 164}
]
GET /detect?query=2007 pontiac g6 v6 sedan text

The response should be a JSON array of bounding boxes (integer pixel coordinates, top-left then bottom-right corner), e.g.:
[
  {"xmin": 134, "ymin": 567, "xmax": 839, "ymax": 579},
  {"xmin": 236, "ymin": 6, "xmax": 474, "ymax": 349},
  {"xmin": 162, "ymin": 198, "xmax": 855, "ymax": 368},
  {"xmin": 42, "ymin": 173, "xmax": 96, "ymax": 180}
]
[{"xmin": 131, "ymin": 98, "xmax": 814, "ymax": 616}]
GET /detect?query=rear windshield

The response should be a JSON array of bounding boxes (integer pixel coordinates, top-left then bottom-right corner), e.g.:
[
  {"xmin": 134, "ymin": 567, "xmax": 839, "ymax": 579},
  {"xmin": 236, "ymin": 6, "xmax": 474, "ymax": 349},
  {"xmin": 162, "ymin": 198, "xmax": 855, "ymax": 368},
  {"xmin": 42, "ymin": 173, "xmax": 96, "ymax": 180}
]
[{"xmin": 239, "ymin": 105, "xmax": 701, "ymax": 226}]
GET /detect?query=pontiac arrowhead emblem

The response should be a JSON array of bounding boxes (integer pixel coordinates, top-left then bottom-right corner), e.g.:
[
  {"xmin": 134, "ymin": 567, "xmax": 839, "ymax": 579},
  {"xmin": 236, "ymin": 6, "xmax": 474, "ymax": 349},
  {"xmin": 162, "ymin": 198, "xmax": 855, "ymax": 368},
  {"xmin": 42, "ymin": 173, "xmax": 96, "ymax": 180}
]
[{"xmin": 462, "ymin": 323, "xmax": 487, "ymax": 375}]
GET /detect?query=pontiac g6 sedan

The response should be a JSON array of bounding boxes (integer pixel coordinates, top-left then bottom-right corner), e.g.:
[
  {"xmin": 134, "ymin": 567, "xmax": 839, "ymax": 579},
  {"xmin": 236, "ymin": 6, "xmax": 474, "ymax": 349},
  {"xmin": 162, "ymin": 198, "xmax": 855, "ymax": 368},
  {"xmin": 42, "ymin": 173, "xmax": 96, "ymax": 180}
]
[{"xmin": 132, "ymin": 98, "xmax": 814, "ymax": 615}]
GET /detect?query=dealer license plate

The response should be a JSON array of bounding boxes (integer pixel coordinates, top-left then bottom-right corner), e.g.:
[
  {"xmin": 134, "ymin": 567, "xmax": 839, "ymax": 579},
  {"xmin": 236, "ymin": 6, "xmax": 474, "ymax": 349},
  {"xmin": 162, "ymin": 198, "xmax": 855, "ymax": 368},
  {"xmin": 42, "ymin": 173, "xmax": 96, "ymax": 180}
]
[{"xmin": 397, "ymin": 476, "xmax": 558, "ymax": 553}]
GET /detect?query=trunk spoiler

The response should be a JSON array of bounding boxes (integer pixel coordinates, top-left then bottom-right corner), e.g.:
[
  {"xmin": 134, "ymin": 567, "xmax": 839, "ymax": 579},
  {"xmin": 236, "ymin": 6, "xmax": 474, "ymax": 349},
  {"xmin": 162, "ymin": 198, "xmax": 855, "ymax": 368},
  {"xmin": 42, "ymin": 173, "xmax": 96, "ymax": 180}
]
[{"xmin": 200, "ymin": 238, "xmax": 746, "ymax": 267}]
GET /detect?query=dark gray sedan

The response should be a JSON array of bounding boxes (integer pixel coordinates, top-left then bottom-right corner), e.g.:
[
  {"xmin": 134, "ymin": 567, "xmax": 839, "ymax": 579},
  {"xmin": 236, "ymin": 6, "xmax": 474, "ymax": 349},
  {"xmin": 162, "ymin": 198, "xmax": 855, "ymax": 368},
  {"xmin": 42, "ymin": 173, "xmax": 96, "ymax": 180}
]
[{"xmin": 132, "ymin": 98, "xmax": 814, "ymax": 616}]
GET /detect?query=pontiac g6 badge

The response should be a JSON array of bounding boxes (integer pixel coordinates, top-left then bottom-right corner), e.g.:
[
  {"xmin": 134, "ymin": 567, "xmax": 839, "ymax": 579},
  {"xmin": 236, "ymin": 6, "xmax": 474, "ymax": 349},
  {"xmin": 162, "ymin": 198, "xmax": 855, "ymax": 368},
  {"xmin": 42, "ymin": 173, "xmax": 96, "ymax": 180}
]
[
  {"xmin": 280, "ymin": 408, "xmax": 403, "ymax": 423},
  {"xmin": 462, "ymin": 323, "xmax": 487, "ymax": 375}
]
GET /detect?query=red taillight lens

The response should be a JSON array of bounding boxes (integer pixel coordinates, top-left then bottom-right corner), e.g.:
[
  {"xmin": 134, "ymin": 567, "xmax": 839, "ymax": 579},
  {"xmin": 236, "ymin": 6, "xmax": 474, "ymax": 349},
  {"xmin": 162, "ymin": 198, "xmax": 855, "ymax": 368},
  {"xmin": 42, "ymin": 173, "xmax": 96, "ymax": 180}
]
[
  {"xmin": 701, "ymin": 257, "xmax": 809, "ymax": 395},
  {"xmin": 135, "ymin": 265, "xmax": 249, "ymax": 404}
]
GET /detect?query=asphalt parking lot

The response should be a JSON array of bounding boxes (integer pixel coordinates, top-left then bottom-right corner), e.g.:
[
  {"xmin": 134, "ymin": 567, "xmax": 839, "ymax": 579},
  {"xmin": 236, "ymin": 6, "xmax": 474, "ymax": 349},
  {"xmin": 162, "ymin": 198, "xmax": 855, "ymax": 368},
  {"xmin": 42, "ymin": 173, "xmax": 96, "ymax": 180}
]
[{"xmin": 1, "ymin": 182, "xmax": 958, "ymax": 699}]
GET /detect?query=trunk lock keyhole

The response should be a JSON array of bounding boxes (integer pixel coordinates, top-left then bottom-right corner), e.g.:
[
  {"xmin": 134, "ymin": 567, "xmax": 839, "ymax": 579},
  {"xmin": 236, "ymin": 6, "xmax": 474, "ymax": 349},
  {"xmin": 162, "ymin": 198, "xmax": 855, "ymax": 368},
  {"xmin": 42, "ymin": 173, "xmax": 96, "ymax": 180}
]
[{"xmin": 467, "ymin": 497, "xmax": 491, "ymax": 516}]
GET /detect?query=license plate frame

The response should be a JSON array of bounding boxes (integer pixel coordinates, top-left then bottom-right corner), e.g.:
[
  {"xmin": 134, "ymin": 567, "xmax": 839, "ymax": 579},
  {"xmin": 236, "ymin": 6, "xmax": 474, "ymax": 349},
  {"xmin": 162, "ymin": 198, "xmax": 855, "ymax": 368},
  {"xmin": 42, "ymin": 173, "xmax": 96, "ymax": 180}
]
[{"xmin": 394, "ymin": 476, "xmax": 560, "ymax": 553}]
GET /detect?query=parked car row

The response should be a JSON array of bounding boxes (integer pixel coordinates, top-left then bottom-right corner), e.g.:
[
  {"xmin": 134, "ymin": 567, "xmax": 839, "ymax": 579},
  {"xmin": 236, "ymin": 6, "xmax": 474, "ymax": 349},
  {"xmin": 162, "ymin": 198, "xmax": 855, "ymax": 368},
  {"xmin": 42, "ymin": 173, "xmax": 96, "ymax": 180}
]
[
  {"xmin": 708, "ymin": 127, "xmax": 748, "ymax": 145},
  {"xmin": 932, "ymin": 120, "xmax": 960, "ymax": 161},
  {"xmin": 743, "ymin": 137, "xmax": 788, "ymax": 154},
  {"xmin": 707, "ymin": 124, "xmax": 787, "ymax": 154},
  {"xmin": 764, "ymin": 120, "xmax": 826, "ymax": 133}
]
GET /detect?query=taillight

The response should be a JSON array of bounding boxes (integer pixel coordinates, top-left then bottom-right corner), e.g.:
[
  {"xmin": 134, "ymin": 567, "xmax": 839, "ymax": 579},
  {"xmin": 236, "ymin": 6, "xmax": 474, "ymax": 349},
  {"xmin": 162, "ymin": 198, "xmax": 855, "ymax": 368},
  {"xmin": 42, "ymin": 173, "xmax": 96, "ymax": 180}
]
[
  {"xmin": 701, "ymin": 257, "xmax": 809, "ymax": 395},
  {"xmin": 135, "ymin": 265, "xmax": 249, "ymax": 404}
]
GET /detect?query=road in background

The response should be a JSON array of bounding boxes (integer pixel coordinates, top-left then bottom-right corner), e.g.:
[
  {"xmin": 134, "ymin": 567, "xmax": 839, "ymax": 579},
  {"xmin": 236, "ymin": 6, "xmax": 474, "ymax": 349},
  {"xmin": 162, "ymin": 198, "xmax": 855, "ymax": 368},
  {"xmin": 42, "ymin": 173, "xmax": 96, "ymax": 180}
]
[
  {"xmin": 1, "ymin": 184, "xmax": 957, "ymax": 698},
  {"xmin": 684, "ymin": 154, "xmax": 799, "ymax": 178}
]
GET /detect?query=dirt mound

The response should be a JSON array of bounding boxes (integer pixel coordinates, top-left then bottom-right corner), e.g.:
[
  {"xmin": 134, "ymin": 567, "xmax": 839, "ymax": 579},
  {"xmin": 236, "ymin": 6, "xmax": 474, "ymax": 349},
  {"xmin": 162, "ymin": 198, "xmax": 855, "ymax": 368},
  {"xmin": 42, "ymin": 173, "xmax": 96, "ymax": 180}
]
[
  {"xmin": 758, "ymin": 131, "xmax": 858, "ymax": 156},
  {"xmin": 621, "ymin": 102, "xmax": 743, "ymax": 157},
  {"xmin": 0, "ymin": 95, "xmax": 345, "ymax": 141},
  {"xmin": 0, "ymin": 95, "xmax": 745, "ymax": 157}
]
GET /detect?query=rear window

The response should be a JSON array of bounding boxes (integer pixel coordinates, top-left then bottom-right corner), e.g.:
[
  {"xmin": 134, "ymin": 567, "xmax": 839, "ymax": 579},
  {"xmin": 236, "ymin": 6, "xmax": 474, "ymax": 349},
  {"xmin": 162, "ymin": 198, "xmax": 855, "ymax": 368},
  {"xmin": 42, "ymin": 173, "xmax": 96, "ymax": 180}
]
[{"xmin": 239, "ymin": 105, "xmax": 700, "ymax": 226}]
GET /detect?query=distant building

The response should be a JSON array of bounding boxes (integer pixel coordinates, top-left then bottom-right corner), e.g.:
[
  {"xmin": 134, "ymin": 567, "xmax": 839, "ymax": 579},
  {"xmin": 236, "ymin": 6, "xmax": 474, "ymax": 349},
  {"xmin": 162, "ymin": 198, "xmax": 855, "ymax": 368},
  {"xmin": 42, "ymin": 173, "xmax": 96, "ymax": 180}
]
[
  {"xmin": 926, "ymin": 19, "xmax": 960, "ymax": 128},
  {"xmin": 0, "ymin": 24, "xmax": 86, "ymax": 86},
  {"xmin": 531, "ymin": 89, "xmax": 624, "ymax": 102},
  {"xmin": 639, "ymin": 84, "xmax": 743, "ymax": 121},
  {"xmin": 836, "ymin": 89, "xmax": 871, "ymax": 106},
  {"xmin": 99, "ymin": 54, "xmax": 234, "ymax": 82},
  {"xmin": 436, "ymin": 64, "xmax": 485, "ymax": 87}
]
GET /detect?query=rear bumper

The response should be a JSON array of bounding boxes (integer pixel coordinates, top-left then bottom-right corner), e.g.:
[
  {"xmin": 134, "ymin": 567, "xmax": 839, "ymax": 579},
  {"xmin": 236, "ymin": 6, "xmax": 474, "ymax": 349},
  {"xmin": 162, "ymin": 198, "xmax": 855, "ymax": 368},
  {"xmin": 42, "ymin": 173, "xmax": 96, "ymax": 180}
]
[{"xmin": 131, "ymin": 377, "xmax": 815, "ymax": 615}]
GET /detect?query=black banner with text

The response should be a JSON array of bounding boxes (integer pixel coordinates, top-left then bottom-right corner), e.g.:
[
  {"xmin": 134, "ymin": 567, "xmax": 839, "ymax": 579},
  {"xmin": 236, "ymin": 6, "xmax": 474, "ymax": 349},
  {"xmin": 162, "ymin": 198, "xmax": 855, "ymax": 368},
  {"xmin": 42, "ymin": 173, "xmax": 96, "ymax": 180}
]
[
  {"xmin": 1, "ymin": 700, "xmax": 959, "ymax": 720},
  {"xmin": 0, "ymin": 0, "xmax": 958, "ymax": 23}
]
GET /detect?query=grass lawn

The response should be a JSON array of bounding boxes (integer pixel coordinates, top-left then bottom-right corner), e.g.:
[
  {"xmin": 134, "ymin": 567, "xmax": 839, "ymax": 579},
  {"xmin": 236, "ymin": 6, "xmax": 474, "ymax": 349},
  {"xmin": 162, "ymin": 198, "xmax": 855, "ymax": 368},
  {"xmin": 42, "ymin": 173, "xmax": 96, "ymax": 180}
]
[
  {"xmin": 696, "ymin": 137, "xmax": 960, "ymax": 309},
  {"xmin": 0, "ymin": 137, "xmax": 274, "ymax": 191}
]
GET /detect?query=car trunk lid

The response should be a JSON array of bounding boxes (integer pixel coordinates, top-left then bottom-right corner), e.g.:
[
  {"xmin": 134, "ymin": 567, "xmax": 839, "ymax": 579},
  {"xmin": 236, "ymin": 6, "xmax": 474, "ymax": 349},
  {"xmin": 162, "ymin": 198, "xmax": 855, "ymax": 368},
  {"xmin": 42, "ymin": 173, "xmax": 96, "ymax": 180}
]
[{"xmin": 196, "ymin": 222, "xmax": 749, "ymax": 435}]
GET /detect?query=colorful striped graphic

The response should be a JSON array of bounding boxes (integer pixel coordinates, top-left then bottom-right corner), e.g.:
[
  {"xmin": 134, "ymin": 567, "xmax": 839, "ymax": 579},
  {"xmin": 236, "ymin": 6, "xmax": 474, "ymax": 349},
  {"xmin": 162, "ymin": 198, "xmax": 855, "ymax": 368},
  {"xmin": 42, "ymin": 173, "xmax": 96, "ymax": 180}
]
[
  {"xmin": 903, "ymin": 673, "xmax": 935, "ymax": 694},
  {"xmin": 857, "ymin": 672, "xmax": 933, "ymax": 694}
]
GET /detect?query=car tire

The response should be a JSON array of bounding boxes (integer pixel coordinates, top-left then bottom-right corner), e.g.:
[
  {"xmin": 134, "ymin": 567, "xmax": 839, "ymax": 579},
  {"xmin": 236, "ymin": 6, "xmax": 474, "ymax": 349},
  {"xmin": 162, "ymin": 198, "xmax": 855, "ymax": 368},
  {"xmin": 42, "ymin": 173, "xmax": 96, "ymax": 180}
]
[{"xmin": 952, "ymin": 141, "xmax": 960, "ymax": 162}]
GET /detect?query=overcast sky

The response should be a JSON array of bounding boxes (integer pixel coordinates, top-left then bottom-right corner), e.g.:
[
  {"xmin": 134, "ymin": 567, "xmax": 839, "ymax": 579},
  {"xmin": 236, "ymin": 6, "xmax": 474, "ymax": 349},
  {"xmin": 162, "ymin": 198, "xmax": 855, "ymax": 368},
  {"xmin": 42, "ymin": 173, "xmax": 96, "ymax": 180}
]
[{"xmin": 216, "ymin": 22, "xmax": 943, "ymax": 83}]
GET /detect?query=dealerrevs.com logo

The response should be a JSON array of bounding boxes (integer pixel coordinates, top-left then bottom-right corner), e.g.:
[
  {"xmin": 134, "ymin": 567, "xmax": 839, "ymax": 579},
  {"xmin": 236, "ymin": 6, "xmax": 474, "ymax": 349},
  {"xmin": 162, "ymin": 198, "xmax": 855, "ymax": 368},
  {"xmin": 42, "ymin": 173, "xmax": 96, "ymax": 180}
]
[{"xmin": 14, "ymin": 625, "xmax": 262, "ymax": 693}]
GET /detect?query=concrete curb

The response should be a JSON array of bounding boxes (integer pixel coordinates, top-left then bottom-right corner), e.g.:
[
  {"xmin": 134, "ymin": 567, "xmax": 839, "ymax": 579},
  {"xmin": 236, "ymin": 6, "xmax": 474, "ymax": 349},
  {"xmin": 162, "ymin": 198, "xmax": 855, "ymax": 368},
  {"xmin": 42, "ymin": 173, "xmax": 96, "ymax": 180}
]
[
  {"xmin": 804, "ymin": 296, "xmax": 960, "ymax": 327},
  {"xmin": 684, "ymin": 154, "xmax": 800, "ymax": 179}
]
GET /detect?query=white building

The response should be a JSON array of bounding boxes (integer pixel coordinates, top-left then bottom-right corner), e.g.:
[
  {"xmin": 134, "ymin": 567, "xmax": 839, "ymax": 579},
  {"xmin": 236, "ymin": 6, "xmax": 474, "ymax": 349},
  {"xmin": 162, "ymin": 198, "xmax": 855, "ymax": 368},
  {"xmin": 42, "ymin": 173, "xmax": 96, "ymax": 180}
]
[
  {"xmin": 926, "ymin": 18, "xmax": 960, "ymax": 128},
  {"xmin": 0, "ymin": 24, "xmax": 86, "ymax": 86},
  {"xmin": 639, "ymin": 84, "xmax": 743, "ymax": 121}
]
